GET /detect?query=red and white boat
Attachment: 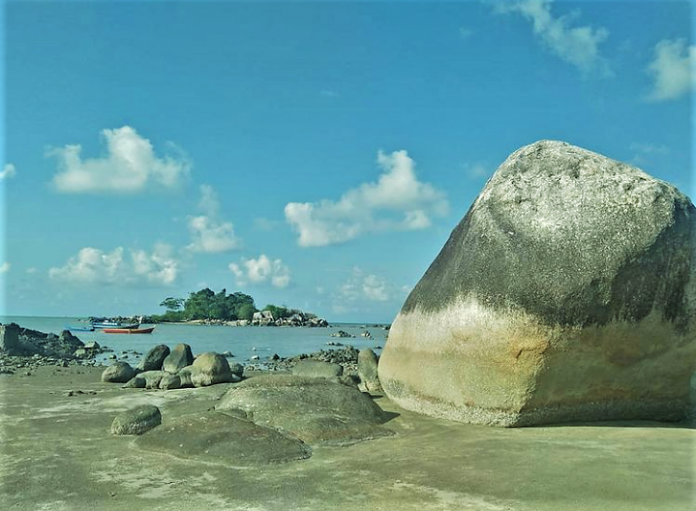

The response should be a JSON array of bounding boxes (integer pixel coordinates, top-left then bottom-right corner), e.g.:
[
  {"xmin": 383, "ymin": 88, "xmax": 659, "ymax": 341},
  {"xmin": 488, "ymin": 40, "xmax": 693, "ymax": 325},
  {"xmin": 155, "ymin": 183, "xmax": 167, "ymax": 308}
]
[{"xmin": 103, "ymin": 326, "xmax": 155, "ymax": 334}]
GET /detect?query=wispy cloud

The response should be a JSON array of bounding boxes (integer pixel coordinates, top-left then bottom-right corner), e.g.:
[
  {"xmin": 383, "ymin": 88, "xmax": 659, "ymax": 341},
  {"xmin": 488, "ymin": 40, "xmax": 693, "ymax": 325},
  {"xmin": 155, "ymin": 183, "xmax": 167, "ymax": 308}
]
[
  {"xmin": 48, "ymin": 244, "xmax": 179, "ymax": 286},
  {"xmin": 285, "ymin": 150, "xmax": 448, "ymax": 247},
  {"xmin": 331, "ymin": 267, "xmax": 408, "ymax": 314},
  {"xmin": 0, "ymin": 262, "xmax": 10, "ymax": 274},
  {"xmin": 0, "ymin": 164, "xmax": 16, "ymax": 180},
  {"xmin": 493, "ymin": 0, "xmax": 610, "ymax": 75},
  {"xmin": 646, "ymin": 39, "xmax": 695, "ymax": 102},
  {"xmin": 229, "ymin": 254, "xmax": 291, "ymax": 289},
  {"xmin": 458, "ymin": 27, "xmax": 474, "ymax": 39},
  {"xmin": 50, "ymin": 126, "xmax": 190, "ymax": 194},
  {"xmin": 629, "ymin": 142, "xmax": 670, "ymax": 166},
  {"xmin": 464, "ymin": 162, "xmax": 491, "ymax": 180},
  {"xmin": 187, "ymin": 185, "xmax": 241, "ymax": 253}
]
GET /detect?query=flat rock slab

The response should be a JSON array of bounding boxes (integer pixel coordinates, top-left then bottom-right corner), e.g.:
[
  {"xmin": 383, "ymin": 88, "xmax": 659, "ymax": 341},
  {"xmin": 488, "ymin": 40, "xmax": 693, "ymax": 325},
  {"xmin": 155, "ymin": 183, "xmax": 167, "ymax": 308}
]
[
  {"xmin": 216, "ymin": 375, "xmax": 395, "ymax": 445},
  {"xmin": 134, "ymin": 410, "xmax": 311, "ymax": 465}
]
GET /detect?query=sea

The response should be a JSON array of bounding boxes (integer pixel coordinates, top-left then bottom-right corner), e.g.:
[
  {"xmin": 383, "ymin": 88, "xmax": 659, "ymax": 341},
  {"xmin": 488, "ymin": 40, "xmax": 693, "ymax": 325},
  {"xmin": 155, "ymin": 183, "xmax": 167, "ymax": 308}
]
[{"xmin": 0, "ymin": 316, "xmax": 389, "ymax": 365}]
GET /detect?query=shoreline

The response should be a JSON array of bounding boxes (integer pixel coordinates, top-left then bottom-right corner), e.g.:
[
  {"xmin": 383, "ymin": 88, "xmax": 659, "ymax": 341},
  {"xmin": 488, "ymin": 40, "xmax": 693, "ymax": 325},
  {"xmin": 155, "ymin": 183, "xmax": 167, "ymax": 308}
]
[{"xmin": 1, "ymin": 362, "xmax": 694, "ymax": 510}]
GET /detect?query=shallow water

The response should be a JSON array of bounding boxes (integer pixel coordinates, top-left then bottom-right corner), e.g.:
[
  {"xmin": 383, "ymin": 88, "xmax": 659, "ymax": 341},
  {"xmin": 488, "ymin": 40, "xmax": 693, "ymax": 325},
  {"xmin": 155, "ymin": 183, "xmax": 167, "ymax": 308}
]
[{"xmin": 0, "ymin": 315, "xmax": 388, "ymax": 363}]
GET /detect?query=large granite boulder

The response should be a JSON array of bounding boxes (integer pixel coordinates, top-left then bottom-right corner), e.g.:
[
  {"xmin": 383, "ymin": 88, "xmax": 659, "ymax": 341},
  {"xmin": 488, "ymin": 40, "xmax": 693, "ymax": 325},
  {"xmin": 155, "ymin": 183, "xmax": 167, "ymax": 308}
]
[
  {"xmin": 216, "ymin": 375, "xmax": 394, "ymax": 444},
  {"xmin": 137, "ymin": 344, "xmax": 170, "ymax": 372},
  {"xmin": 162, "ymin": 343, "xmax": 194, "ymax": 374},
  {"xmin": 379, "ymin": 140, "xmax": 696, "ymax": 427}
]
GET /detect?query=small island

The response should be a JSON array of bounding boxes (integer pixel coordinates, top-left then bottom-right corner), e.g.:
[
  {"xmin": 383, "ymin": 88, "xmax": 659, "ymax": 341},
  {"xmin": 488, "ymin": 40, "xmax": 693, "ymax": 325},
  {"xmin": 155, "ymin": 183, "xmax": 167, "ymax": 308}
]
[{"xmin": 144, "ymin": 288, "xmax": 329, "ymax": 327}]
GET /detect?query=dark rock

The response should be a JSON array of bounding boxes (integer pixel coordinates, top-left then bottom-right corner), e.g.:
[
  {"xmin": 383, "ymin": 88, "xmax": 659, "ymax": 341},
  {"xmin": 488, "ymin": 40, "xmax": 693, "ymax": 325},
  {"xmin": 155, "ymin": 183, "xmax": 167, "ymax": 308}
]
[
  {"xmin": 162, "ymin": 343, "xmax": 193, "ymax": 374},
  {"xmin": 111, "ymin": 405, "xmax": 161, "ymax": 435},
  {"xmin": 137, "ymin": 344, "xmax": 170, "ymax": 372}
]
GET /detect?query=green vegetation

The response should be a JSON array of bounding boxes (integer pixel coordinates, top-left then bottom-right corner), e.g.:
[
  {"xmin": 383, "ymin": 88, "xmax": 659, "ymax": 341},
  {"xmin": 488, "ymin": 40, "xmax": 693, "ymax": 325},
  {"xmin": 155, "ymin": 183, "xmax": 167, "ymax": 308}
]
[{"xmin": 152, "ymin": 288, "xmax": 311, "ymax": 323}]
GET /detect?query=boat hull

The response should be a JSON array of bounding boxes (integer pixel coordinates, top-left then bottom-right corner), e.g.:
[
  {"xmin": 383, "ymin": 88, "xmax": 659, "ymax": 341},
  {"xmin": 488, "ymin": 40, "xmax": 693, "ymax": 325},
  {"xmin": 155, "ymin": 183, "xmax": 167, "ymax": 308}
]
[{"xmin": 103, "ymin": 327, "xmax": 155, "ymax": 334}]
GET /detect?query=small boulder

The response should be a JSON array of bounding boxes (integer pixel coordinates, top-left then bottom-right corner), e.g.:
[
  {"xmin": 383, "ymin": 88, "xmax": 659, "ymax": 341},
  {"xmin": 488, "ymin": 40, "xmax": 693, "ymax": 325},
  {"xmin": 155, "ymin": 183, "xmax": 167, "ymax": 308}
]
[
  {"xmin": 123, "ymin": 370, "xmax": 167, "ymax": 389},
  {"xmin": 190, "ymin": 352, "xmax": 239, "ymax": 387},
  {"xmin": 162, "ymin": 343, "xmax": 194, "ymax": 374},
  {"xmin": 159, "ymin": 373, "xmax": 181, "ymax": 390},
  {"xmin": 178, "ymin": 365, "xmax": 194, "ymax": 387},
  {"xmin": 101, "ymin": 361, "xmax": 136, "ymax": 383},
  {"xmin": 137, "ymin": 344, "xmax": 170, "ymax": 372},
  {"xmin": 292, "ymin": 360, "xmax": 343, "ymax": 380},
  {"xmin": 111, "ymin": 405, "xmax": 161, "ymax": 435},
  {"xmin": 358, "ymin": 348, "xmax": 382, "ymax": 392},
  {"xmin": 228, "ymin": 362, "xmax": 244, "ymax": 378}
]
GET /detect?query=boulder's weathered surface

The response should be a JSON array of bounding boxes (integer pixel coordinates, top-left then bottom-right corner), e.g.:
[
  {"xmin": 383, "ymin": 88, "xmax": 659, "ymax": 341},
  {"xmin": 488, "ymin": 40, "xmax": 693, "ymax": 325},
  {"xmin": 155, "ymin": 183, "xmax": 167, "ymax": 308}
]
[
  {"xmin": 159, "ymin": 373, "xmax": 181, "ymax": 390},
  {"xmin": 358, "ymin": 349, "xmax": 382, "ymax": 392},
  {"xmin": 111, "ymin": 405, "xmax": 161, "ymax": 435},
  {"xmin": 379, "ymin": 140, "xmax": 696, "ymax": 427},
  {"xmin": 178, "ymin": 365, "xmax": 194, "ymax": 387},
  {"xmin": 101, "ymin": 361, "xmax": 136, "ymax": 383},
  {"xmin": 137, "ymin": 344, "xmax": 170, "ymax": 372},
  {"xmin": 123, "ymin": 370, "xmax": 167, "ymax": 389},
  {"xmin": 216, "ymin": 375, "xmax": 394, "ymax": 444},
  {"xmin": 292, "ymin": 360, "xmax": 343, "ymax": 380},
  {"xmin": 162, "ymin": 343, "xmax": 194, "ymax": 374},
  {"xmin": 190, "ymin": 352, "xmax": 239, "ymax": 387},
  {"xmin": 0, "ymin": 324, "xmax": 21, "ymax": 355},
  {"xmin": 135, "ymin": 411, "xmax": 311, "ymax": 465}
]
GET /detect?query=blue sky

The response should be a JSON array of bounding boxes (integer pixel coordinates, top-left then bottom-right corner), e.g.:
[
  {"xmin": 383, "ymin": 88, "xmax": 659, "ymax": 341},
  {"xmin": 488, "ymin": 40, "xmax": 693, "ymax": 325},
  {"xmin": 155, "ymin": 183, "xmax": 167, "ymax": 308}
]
[{"xmin": 1, "ymin": 0, "xmax": 693, "ymax": 322}]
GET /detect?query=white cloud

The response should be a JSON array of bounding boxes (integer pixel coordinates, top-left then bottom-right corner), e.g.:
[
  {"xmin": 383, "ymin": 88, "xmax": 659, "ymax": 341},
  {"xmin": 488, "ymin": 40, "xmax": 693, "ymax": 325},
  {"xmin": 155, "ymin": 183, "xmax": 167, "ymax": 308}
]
[
  {"xmin": 0, "ymin": 262, "xmax": 10, "ymax": 274},
  {"xmin": 0, "ymin": 164, "xmax": 16, "ymax": 180},
  {"xmin": 285, "ymin": 150, "xmax": 448, "ymax": 247},
  {"xmin": 48, "ymin": 244, "xmax": 179, "ymax": 286},
  {"xmin": 26, "ymin": 267, "xmax": 37, "ymax": 274},
  {"xmin": 229, "ymin": 254, "xmax": 291, "ymax": 289},
  {"xmin": 187, "ymin": 185, "xmax": 241, "ymax": 253},
  {"xmin": 50, "ymin": 126, "xmax": 190, "ymax": 193},
  {"xmin": 335, "ymin": 268, "xmax": 398, "ymax": 305},
  {"xmin": 646, "ymin": 39, "xmax": 696, "ymax": 101},
  {"xmin": 494, "ymin": 0, "xmax": 610, "ymax": 75}
]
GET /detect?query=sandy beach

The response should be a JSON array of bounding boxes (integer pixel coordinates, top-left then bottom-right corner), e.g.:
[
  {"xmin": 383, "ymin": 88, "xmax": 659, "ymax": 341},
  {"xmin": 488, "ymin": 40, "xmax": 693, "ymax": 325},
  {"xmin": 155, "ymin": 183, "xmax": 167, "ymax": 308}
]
[{"xmin": 1, "ymin": 364, "xmax": 693, "ymax": 511}]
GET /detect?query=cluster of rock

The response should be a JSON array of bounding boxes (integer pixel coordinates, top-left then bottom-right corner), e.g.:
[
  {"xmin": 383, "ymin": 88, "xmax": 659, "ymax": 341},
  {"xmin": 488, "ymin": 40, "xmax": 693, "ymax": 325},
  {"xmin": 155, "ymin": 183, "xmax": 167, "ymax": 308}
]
[
  {"xmin": 248, "ymin": 311, "xmax": 329, "ymax": 327},
  {"xmin": 0, "ymin": 323, "xmax": 110, "ymax": 373},
  {"xmin": 102, "ymin": 343, "xmax": 243, "ymax": 390},
  {"xmin": 379, "ymin": 140, "xmax": 696, "ymax": 427},
  {"xmin": 111, "ymin": 349, "xmax": 388, "ymax": 465}
]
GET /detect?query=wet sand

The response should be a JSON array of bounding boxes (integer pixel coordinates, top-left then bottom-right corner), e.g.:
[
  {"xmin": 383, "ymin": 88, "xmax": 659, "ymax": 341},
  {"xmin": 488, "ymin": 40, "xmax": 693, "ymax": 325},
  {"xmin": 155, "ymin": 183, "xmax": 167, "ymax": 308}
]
[{"xmin": 1, "ymin": 366, "xmax": 693, "ymax": 510}]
